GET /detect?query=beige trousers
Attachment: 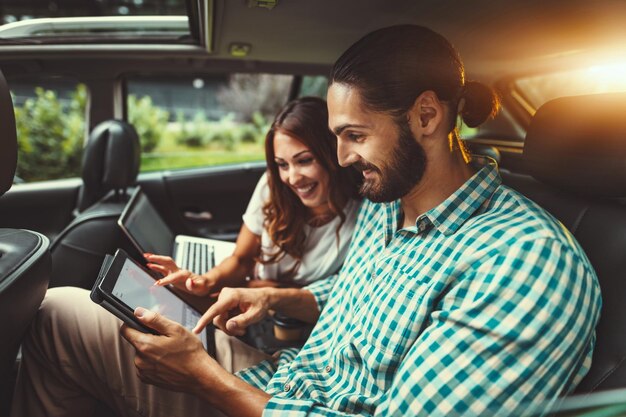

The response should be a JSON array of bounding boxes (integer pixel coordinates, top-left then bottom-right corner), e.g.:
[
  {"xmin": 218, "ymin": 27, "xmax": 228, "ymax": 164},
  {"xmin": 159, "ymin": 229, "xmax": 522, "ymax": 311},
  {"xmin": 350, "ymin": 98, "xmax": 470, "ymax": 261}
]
[{"xmin": 10, "ymin": 287, "xmax": 272, "ymax": 417}]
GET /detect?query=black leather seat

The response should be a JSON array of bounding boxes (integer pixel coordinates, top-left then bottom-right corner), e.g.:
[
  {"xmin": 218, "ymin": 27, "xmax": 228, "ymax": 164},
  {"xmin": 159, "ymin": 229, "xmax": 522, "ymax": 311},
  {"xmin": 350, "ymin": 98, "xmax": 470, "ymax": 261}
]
[
  {"xmin": 467, "ymin": 143, "xmax": 501, "ymax": 165},
  {"xmin": 49, "ymin": 120, "xmax": 141, "ymax": 289},
  {"xmin": 75, "ymin": 120, "xmax": 141, "ymax": 214},
  {"xmin": 0, "ymin": 70, "xmax": 51, "ymax": 412},
  {"xmin": 501, "ymin": 93, "xmax": 626, "ymax": 393}
]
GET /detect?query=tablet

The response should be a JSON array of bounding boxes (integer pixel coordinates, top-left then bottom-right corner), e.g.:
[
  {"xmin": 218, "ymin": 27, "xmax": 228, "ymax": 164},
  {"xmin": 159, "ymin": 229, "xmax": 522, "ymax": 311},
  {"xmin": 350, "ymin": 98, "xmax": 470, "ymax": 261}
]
[{"xmin": 91, "ymin": 249, "xmax": 211, "ymax": 352}]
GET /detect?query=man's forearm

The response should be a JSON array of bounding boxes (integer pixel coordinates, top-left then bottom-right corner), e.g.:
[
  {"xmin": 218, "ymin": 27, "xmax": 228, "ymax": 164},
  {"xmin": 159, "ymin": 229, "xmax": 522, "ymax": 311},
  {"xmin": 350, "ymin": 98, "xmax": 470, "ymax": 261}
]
[
  {"xmin": 195, "ymin": 362, "xmax": 271, "ymax": 417},
  {"xmin": 267, "ymin": 287, "xmax": 320, "ymax": 323}
]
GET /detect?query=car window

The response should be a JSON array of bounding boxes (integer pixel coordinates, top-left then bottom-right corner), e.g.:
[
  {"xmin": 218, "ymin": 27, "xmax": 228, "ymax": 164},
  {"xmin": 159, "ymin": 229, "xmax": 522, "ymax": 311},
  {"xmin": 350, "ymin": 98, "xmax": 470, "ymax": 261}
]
[
  {"xmin": 299, "ymin": 75, "xmax": 328, "ymax": 99},
  {"xmin": 514, "ymin": 64, "xmax": 626, "ymax": 112},
  {"xmin": 10, "ymin": 78, "xmax": 87, "ymax": 183},
  {"xmin": 126, "ymin": 73, "xmax": 293, "ymax": 172}
]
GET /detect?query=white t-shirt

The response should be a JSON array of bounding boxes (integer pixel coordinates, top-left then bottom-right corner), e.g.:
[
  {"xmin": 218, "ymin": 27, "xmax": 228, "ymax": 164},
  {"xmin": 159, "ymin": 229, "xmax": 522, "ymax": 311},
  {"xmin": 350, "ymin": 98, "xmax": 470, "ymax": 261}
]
[{"xmin": 242, "ymin": 173, "xmax": 360, "ymax": 286}]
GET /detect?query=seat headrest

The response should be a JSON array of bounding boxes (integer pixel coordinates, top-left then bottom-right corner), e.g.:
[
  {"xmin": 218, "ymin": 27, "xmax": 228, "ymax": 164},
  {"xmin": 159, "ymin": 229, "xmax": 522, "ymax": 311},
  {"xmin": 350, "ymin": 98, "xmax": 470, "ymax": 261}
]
[
  {"xmin": 524, "ymin": 93, "xmax": 626, "ymax": 198},
  {"xmin": 0, "ymin": 70, "xmax": 17, "ymax": 198},
  {"xmin": 77, "ymin": 120, "xmax": 140, "ymax": 212}
]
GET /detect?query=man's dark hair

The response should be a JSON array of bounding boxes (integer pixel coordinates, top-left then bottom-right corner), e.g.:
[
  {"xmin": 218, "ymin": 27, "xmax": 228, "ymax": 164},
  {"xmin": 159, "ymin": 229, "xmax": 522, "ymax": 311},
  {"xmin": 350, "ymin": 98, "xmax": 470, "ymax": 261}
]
[{"xmin": 330, "ymin": 25, "xmax": 498, "ymax": 135}]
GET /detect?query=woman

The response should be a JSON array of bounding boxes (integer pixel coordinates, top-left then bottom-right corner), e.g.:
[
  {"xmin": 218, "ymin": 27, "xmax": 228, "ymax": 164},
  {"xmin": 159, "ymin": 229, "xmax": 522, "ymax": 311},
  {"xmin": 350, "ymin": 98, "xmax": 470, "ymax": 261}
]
[{"xmin": 146, "ymin": 96, "xmax": 361, "ymax": 300}]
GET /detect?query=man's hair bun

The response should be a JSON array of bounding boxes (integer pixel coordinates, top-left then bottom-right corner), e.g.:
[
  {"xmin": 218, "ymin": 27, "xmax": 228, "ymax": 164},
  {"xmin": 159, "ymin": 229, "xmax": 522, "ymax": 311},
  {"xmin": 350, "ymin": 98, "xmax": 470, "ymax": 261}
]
[{"xmin": 460, "ymin": 81, "xmax": 500, "ymax": 128}]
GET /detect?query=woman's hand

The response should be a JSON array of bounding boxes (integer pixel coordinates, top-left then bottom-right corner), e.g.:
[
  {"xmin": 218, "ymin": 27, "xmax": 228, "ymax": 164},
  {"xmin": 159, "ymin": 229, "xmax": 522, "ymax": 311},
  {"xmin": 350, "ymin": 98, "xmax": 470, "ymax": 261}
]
[
  {"xmin": 144, "ymin": 253, "xmax": 180, "ymax": 276},
  {"xmin": 146, "ymin": 253, "xmax": 218, "ymax": 296},
  {"xmin": 193, "ymin": 287, "xmax": 272, "ymax": 336}
]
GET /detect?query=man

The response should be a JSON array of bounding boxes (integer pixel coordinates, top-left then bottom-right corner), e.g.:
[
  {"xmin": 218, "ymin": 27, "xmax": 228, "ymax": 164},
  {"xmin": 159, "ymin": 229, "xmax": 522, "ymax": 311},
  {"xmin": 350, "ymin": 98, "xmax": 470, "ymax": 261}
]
[{"xmin": 12, "ymin": 25, "xmax": 600, "ymax": 417}]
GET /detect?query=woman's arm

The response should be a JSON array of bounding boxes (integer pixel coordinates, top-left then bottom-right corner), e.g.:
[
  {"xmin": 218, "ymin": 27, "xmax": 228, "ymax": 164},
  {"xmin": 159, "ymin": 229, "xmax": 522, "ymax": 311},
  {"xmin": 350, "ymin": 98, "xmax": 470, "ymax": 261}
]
[
  {"xmin": 151, "ymin": 224, "xmax": 261, "ymax": 295},
  {"xmin": 206, "ymin": 224, "xmax": 260, "ymax": 290}
]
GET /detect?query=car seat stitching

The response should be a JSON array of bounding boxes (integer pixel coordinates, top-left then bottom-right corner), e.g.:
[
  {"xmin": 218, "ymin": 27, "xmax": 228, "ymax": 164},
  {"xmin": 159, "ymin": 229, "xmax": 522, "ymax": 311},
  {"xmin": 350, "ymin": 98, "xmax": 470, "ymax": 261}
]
[
  {"xmin": 570, "ymin": 203, "xmax": 589, "ymax": 234},
  {"xmin": 590, "ymin": 355, "xmax": 626, "ymax": 391}
]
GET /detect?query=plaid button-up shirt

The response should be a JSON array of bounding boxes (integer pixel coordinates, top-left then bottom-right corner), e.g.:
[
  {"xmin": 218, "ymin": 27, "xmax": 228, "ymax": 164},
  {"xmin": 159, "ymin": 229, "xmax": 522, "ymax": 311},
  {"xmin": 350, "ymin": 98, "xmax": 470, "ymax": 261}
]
[{"xmin": 238, "ymin": 164, "xmax": 601, "ymax": 416}]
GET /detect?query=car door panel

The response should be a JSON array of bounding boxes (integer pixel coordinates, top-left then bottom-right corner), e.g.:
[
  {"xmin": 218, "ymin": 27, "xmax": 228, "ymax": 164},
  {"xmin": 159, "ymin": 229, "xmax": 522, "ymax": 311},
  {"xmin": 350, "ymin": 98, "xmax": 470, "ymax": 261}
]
[
  {"xmin": 138, "ymin": 163, "xmax": 266, "ymax": 242},
  {"xmin": 0, "ymin": 178, "xmax": 80, "ymax": 240}
]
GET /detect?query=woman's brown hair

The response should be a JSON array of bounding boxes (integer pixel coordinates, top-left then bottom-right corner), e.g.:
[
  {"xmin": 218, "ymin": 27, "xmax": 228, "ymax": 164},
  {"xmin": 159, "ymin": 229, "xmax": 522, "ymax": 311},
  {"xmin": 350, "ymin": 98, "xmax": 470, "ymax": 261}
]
[{"xmin": 261, "ymin": 96, "xmax": 360, "ymax": 279}]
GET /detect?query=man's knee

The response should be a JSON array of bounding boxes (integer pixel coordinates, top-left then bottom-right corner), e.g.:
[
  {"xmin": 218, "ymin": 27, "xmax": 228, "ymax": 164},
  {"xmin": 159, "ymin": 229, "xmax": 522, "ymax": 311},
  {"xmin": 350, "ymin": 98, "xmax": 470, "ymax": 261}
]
[
  {"xmin": 35, "ymin": 287, "xmax": 92, "ymax": 332},
  {"xmin": 44, "ymin": 285, "xmax": 91, "ymax": 310},
  {"xmin": 26, "ymin": 287, "xmax": 117, "ymax": 355}
]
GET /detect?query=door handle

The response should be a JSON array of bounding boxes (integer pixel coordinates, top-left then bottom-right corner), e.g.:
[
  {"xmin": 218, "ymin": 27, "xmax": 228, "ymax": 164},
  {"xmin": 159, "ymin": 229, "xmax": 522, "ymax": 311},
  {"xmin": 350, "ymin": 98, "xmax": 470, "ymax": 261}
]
[{"xmin": 183, "ymin": 210, "xmax": 213, "ymax": 221}]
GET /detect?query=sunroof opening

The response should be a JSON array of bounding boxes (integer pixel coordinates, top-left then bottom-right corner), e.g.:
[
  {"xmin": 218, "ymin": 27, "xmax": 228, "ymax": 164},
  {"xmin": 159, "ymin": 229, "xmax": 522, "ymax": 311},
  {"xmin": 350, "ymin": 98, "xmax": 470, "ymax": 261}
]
[
  {"xmin": 0, "ymin": 0, "xmax": 192, "ymax": 43},
  {"xmin": 1, "ymin": 0, "xmax": 187, "ymax": 23}
]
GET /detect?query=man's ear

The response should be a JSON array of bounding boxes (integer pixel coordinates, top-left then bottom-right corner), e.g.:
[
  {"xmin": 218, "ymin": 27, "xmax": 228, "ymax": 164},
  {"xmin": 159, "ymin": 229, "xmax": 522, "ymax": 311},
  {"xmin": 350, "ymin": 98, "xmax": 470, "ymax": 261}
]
[{"xmin": 407, "ymin": 91, "xmax": 444, "ymax": 136}]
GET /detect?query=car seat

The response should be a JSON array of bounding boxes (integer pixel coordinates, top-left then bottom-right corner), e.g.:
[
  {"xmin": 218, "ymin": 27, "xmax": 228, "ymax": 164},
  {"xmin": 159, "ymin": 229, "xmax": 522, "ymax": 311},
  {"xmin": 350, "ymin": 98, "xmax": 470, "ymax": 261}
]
[
  {"xmin": 501, "ymin": 93, "xmax": 626, "ymax": 393},
  {"xmin": 48, "ymin": 119, "xmax": 142, "ymax": 289},
  {"xmin": 0, "ymin": 69, "xmax": 51, "ymax": 413}
]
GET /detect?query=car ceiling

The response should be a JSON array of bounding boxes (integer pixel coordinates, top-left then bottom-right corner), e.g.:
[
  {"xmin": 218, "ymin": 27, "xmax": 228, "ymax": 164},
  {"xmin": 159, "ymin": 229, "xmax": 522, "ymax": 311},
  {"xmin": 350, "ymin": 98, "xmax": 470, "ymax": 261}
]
[
  {"xmin": 1, "ymin": 0, "xmax": 626, "ymax": 83},
  {"xmin": 213, "ymin": 0, "xmax": 626, "ymax": 81}
]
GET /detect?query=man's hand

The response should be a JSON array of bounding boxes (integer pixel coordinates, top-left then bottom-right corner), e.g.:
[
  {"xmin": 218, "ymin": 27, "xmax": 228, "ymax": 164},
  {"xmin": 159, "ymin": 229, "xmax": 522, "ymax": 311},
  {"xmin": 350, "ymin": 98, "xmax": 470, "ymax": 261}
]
[
  {"xmin": 193, "ymin": 287, "xmax": 271, "ymax": 336},
  {"xmin": 121, "ymin": 307, "xmax": 271, "ymax": 416},
  {"xmin": 120, "ymin": 307, "xmax": 226, "ymax": 396}
]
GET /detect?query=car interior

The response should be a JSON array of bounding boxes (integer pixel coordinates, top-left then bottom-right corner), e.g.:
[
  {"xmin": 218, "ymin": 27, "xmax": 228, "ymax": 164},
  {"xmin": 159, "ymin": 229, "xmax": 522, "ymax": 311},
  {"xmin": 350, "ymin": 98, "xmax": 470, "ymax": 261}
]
[
  {"xmin": 0, "ymin": 0, "xmax": 625, "ymax": 415},
  {"xmin": 49, "ymin": 119, "xmax": 142, "ymax": 289},
  {"xmin": 0, "ymin": 69, "xmax": 51, "ymax": 413}
]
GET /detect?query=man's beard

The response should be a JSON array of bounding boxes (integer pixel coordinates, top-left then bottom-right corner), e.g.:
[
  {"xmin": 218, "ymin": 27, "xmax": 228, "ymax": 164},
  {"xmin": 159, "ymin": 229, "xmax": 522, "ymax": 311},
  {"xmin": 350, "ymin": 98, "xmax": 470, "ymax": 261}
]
[{"xmin": 355, "ymin": 119, "xmax": 427, "ymax": 203}]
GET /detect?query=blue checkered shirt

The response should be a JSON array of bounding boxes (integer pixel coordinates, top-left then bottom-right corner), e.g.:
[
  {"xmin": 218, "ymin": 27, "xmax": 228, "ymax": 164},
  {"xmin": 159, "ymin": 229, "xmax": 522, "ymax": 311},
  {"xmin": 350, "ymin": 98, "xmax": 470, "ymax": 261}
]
[{"xmin": 238, "ymin": 164, "xmax": 601, "ymax": 416}]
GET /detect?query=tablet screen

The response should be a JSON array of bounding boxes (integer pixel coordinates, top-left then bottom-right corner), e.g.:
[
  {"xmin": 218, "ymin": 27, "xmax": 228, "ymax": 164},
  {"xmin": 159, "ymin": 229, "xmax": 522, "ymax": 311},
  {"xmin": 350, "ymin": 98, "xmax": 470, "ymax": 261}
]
[
  {"xmin": 112, "ymin": 258, "xmax": 207, "ymax": 348},
  {"xmin": 120, "ymin": 190, "xmax": 174, "ymax": 256}
]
